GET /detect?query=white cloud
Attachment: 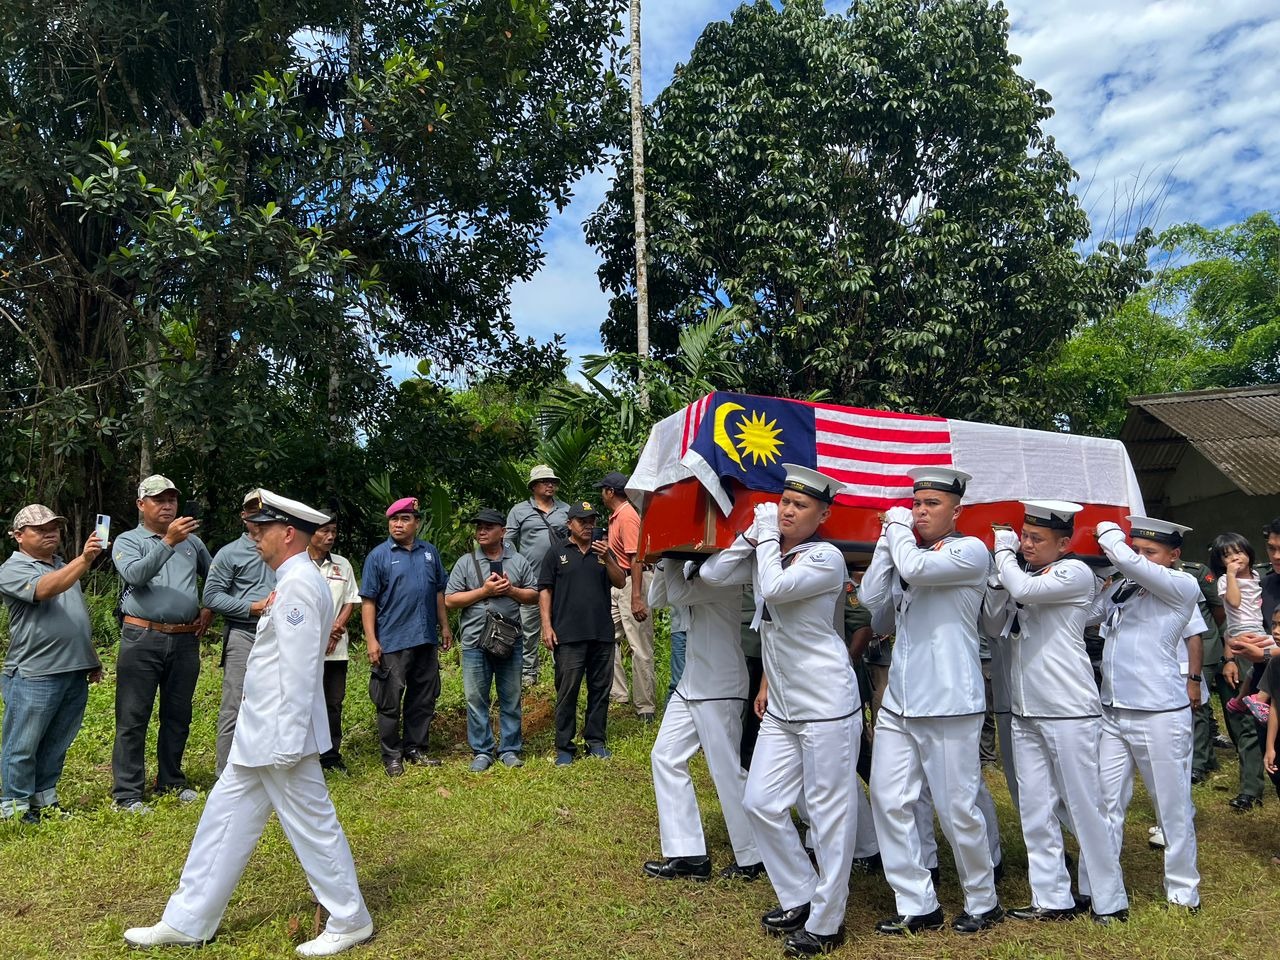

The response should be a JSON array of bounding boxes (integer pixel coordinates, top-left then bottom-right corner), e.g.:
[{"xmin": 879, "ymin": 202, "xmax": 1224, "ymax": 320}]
[{"xmin": 500, "ymin": 0, "xmax": 1280, "ymax": 371}]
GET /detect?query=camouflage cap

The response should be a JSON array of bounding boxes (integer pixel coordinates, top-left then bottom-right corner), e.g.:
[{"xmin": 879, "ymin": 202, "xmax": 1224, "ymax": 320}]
[
  {"xmin": 10, "ymin": 504, "xmax": 66, "ymax": 534},
  {"xmin": 137, "ymin": 475, "xmax": 179, "ymax": 498}
]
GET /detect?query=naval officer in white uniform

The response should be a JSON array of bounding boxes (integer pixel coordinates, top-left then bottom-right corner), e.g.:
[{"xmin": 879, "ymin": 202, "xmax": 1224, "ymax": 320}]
[
  {"xmin": 859, "ymin": 466, "xmax": 1001, "ymax": 936},
  {"xmin": 1093, "ymin": 516, "xmax": 1204, "ymax": 909},
  {"xmin": 125, "ymin": 490, "xmax": 373, "ymax": 957},
  {"xmin": 700, "ymin": 464, "xmax": 859, "ymax": 958},
  {"xmin": 643, "ymin": 558, "xmax": 763, "ymax": 881},
  {"xmin": 988, "ymin": 501, "xmax": 1128, "ymax": 924}
]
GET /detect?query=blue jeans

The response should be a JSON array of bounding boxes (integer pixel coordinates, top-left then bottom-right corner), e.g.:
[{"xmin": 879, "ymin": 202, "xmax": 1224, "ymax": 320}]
[
  {"xmin": 461, "ymin": 645, "xmax": 523, "ymax": 757},
  {"xmin": 1, "ymin": 670, "xmax": 90, "ymax": 817},
  {"xmin": 667, "ymin": 630, "xmax": 687, "ymax": 700}
]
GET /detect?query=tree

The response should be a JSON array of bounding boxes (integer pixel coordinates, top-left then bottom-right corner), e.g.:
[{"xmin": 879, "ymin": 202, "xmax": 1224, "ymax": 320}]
[
  {"xmin": 627, "ymin": 0, "xmax": 651, "ymax": 410},
  {"xmin": 0, "ymin": 0, "xmax": 623, "ymax": 536},
  {"xmin": 585, "ymin": 0, "xmax": 1151, "ymax": 426},
  {"xmin": 1046, "ymin": 211, "xmax": 1279, "ymax": 436}
]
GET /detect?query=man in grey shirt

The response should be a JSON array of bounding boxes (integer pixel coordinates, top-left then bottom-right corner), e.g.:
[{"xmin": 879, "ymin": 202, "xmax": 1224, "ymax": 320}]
[
  {"xmin": 202, "ymin": 489, "xmax": 276, "ymax": 775},
  {"xmin": 504, "ymin": 464, "xmax": 568, "ymax": 687},
  {"xmin": 111, "ymin": 475, "xmax": 213, "ymax": 811},
  {"xmin": 1, "ymin": 504, "xmax": 103, "ymax": 822},
  {"xmin": 447, "ymin": 508, "xmax": 539, "ymax": 771}
]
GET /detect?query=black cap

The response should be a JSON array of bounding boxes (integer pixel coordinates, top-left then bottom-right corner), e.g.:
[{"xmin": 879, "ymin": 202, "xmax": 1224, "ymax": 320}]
[
  {"xmin": 593, "ymin": 471, "xmax": 629, "ymax": 491},
  {"xmin": 469, "ymin": 508, "xmax": 506, "ymax": 526},
  {"xmin": 567, "ymin": 500, "xmax": 599, "ymax": 520}
]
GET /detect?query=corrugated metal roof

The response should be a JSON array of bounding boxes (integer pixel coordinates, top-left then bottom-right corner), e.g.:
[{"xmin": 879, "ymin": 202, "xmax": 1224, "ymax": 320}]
[{"xmin": 1120, "ymin": 384, "xmax": 1280, "ymax": 498}]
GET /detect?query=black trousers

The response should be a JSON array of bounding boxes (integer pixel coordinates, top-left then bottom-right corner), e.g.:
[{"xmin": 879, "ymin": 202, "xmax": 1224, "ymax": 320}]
[
  {"xmin": 321, "ymin": 660, "xmax": 349, "ymax": 764},
  {"xmin": 370, "ymin": 644, "xmax": 440, "ymax": 762},
  {"xmin": 553, "ymin": 641, "xmax": 614, "ymax": 753},
  {"xmin": 111, "ymin": 624, "xmax": 200, "ymax": 803},
  {"xmin": 740, "ymin": 655, "xmax": 764, "ymax": 770}
]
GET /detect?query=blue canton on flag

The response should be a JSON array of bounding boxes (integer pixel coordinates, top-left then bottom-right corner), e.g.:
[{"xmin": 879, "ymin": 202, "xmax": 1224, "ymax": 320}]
[{"xmin": 682, "ymin": 393, "xmax": 817, "ymax": 509}]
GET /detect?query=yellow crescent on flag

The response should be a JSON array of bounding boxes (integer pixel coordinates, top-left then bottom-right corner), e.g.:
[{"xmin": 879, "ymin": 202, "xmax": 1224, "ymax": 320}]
[{"xmin": 713, "ymin": 402, "xmax": 746, "ymax": 470}]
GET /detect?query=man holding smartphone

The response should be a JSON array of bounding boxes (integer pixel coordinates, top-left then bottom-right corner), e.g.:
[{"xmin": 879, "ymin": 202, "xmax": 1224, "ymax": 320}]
[
  {"xmin": 110, "ymin": 475, "xmax": 213, "ymax": 812},
  {"xmin": 1, "ymin": 505, "xmax": 104, "ymax": 822}
]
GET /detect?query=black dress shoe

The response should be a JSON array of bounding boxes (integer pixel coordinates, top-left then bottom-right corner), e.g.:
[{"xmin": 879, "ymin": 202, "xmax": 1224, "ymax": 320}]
[
  {"xmin": 384, "ymin": 759, "xmax": 404, "ymax": 777},
  {"xmin": 1229, "ymin": 793, "xmax": 1262, "ymax": 811},
  {"xmin": 1166, "ymin": 902, "xmax": 1201, "ymax": 915},
  {"xmin": 849, "ymin": 852, "xmax": 882, "ymax": 874},
  {"xmin": 404, "ymin": 749, "xmax": 442, "ymax": 767},
  {"xmin": 642, "ymin": 856, "xmax": 711, "ymax": 880},
  {"xmin": 1009, "ymin": 905, "xmax": 1077, "ymax": 922},
  {"xmin": 1190, "ymin": 771, "xmax": 1209, "ymax": 785},
  {"xmin": 782, "ymin": 928, "xmax": 845, "ymax": 956},
  {"xmin": 952, "ymin": 904, "xmax": 1005, "ymax": 933},
  {"xmin": 762, "ymin": 903, "xmax": 810, "ymax": 936},
  {"xmin": 719, "ymin": 861, "xmax": 766, "ymax": 881},
  {"xmin": 875, "ymin": 908, "xmax": 945, "ymax": 935},
  {"xmin": 1092, "ymin": 908, "xmax": 1129, "ymax": 925}
]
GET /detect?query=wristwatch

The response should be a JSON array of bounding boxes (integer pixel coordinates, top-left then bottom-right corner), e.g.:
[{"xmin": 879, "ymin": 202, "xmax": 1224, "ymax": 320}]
[{"xmin": 1187, "ymin": 674, "xmax": 1202, "ymax": 682}]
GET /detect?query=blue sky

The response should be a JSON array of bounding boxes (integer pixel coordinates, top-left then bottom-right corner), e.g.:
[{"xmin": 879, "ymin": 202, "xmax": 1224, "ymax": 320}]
[{"xmin": 397, "ymin": 0, "xmax": 1280, "ymax": 379}]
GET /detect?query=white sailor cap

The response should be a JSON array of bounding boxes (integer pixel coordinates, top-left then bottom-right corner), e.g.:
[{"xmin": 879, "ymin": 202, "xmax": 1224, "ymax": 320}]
[
  {"xmin": 1021, "ymin": 499, "xmax": 1083, "ymax": 531},
  {"xmin": 1126, "ymin": 515, "xmax": 1192, "ymax": 547},
  {"xmin": 245, "ymin": 489, "xmax": 330, "ymax": 534},
  {"xmin": 780, "ymin": 463, "xmax": 844, "ymax": 504},
  {"xmin": 906, "ymin": 466, "xmax": 971, "ymax": 497}
]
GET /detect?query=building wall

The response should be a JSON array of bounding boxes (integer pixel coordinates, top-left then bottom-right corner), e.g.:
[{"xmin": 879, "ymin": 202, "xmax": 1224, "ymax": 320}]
[{"xmin": 1167, "ymin": 490, "xmax": 1280, "ymax": 560}]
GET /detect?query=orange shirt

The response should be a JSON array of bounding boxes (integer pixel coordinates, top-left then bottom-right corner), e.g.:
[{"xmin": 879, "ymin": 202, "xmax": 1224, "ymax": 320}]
[{"xmin": 607, "ymin": 500, "xmax": 640, "ymax": 572}]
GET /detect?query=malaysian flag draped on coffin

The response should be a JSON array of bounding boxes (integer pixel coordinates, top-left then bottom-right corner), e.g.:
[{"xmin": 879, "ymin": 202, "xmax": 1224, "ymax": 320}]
[{"xmin": 629, "ymin": 392, "xmax": 1144, "ymax": 516}]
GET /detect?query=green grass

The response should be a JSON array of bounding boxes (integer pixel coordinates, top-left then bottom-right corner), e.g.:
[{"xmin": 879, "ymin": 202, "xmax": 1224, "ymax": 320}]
[{"xmin": 0, "ymin": 635, "xmax": 1276, "ymax": 960}]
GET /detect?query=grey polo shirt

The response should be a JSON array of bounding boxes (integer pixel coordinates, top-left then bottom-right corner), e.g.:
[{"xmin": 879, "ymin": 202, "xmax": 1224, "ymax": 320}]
[
  {"xmin": 504, "ymin": 498, "xmax": 569, "ymax": 569},
  {"xmin": 0, "ymin": 552, "xmax": 98, "ymax": 678},
  {"xmin": 203, "ymin": 533, "xmax": 276, "ymax": 623},
  {"xmin": 445, "ymin": 546, "xmax": 536, "ymax": 649},
  {"xmin": 112, "ymin": 524, "xmax": 212, "ymax": 624}
]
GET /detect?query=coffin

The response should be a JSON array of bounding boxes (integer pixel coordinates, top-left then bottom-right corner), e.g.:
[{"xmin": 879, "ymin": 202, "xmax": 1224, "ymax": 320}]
[{"xmin": 627, "ymin": 393, "xmax": 1145, "ymax": 565}]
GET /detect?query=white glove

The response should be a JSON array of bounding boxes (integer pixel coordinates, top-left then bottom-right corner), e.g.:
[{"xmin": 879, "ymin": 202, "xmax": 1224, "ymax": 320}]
[
  {"xmin": 993, "ymin": 529, "xmax": 1020, "ymax": 555},
  {"xmin": 884, "ymin": 505, "xmax": 914, "ymax": 529},
  {"xmin": 271, "ymin": 753, "xmax": 301, "ymax": 770},
  {"xmin": 683, "ymin": 560, "xmax": 698, "ymax": 581},
  {"xmin": 1095, "ymin": 521, "xmax": 1122, "ymax": 540},
  {"xmin": 754, "ymin": 502, "xmax": 779, "ymax": 536}
]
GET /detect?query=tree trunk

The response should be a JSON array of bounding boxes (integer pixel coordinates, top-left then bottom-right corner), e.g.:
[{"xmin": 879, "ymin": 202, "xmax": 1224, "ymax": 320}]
[{"xmin": 629, "ymin": 0, "xmax": 650, "ymax": 411}]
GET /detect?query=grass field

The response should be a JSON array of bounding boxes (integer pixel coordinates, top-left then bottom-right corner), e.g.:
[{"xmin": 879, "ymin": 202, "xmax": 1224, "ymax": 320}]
[{"xmin": 0, "ymin": 638, "xmax": 1276, "ymax": 960}]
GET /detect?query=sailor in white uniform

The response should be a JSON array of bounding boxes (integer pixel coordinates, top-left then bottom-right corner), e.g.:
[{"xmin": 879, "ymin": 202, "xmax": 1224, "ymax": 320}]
[
  {"xmin": 988, "ymin": 501, "xmax": 1128, "ymax": 924},
  {"xmin": 700, "ymin": 464, "xmax": 859, "ymax": 958},
  {"xmin": 125, "ymin": 491, "xmax": 373, "ymax": 957},
  {"xmin": 1093, "ymin": 516, "xmax": 1204, "ymax": 909},
  {"xmin": 643, "ymin": 558, "xmax": 763, "ymax": 881},
  {"xmin": 859, "ymin": 467, "xmax": 1001, "ymax": 936}
]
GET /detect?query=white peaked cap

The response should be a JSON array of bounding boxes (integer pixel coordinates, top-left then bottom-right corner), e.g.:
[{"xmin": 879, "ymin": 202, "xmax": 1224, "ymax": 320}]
[
  {"xmin": 1126, "ymin": 515, "xmax": 1193, "ymax": 545},
  {"xmin": 1021, "ymin": 499, "xmax": 1084, "ymax": 529},
  {"xmin": 247, "ymin": 489, "xmax": 331, "ymax": 532},
  {"xmin": 780, "ymin": 463, "xmax": 844, "ymax": 503},
  {"xmin": 906, "ymin": 466, "xmax": 972, "ymax": 496}
]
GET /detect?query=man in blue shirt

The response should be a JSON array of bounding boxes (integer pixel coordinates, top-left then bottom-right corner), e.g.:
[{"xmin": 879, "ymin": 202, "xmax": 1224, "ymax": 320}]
[{"xmin": 360, "ymin": 497, "xmax": 453, "ymax": 776}]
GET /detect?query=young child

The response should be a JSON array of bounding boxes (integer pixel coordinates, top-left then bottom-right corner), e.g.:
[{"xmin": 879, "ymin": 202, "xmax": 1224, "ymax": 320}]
[
  {"xmin": 1259, "ymin": 610, "xmax": 1280, "ymax": 778},
  {"xmin": 1209, "ymin": 533, "xmax": 1271, "ymax": 723}
]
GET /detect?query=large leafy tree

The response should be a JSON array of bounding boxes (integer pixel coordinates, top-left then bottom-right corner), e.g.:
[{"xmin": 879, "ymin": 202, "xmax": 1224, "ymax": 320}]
[
  {"xmin": 1047, "ymin": 211, "xmax": 1280, "ymax": 436},
  {"xmin": 0, "ymin": 0, "xmax": 622, "ymax": 538},
  {"xmin": 586, "ymin": 0, "xmax": 1151, "ymax": 425}
]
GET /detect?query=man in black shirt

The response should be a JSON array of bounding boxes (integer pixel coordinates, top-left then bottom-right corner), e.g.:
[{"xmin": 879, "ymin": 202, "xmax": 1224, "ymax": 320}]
[{"xmin": 539, "ymin": 501, "xmax": 626, "ymax": 766}]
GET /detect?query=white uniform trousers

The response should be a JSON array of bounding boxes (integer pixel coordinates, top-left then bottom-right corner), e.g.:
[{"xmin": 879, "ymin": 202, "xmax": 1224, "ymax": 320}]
[
  {"xmin": 744, "ymin": 712, "xmax": 860, "ymax": 936},
  {"xmin": 1099, "ymin": 705, "xmax": 1199, "ymax": 906},
  {"xmin": 1012, "ymin": 715, "xmax": 1127, "ymax": 914},
  {"xmin": 162, "ymin": 756, "xmax": 371, "ymax": 941},
  {"xmin": 651, "ymin": 696, "xmax": 759, "ymax": 864},
  {"xmin": 915, "ymin": 777, "xmax": 1002, "ymax": 872},
  {"xmin": 852, "ymin": 778, "xmax": 878, "ymax": 858},
  {"xmin": 996, "ymin": 711, "xmax": 1020, "ymax": 815},
  {"xmin": 871, "ymin": 711, "xmax": 996, "ymax": 917}
]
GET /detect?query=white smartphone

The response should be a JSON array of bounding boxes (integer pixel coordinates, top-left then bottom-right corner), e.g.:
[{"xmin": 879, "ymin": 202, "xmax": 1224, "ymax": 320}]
[{"xmin": 95, "ymin": 514, "xmax": 111, "ymax": 546}]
